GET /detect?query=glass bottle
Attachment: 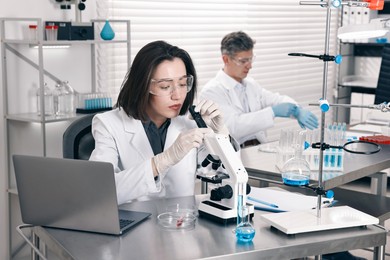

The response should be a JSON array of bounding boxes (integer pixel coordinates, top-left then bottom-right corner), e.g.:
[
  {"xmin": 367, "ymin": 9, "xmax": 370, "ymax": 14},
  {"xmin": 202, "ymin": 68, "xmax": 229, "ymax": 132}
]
[
  {"xmin": 100, "ymin": 20, "xmax": 115, "ymax": 40},
  {"xmin": 281, "ymin": 130, "xmax": 311, "ymax": 186},
  {"xmin": 235, "ymin": 205, "xmax": 255, "ymax": 243},
  {"xmin": 54, "ymin": 81, "xmax": 75, "ymax": 115},
  {"xmin": 36, "ymin": 83, "xmax": 54, "ymax": 116}
]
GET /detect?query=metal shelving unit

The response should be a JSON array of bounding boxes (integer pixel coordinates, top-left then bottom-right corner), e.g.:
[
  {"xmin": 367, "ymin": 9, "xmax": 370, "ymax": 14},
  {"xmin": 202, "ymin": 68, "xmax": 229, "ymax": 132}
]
[{"xmin": 0, "ymin": 17, "xmax": 130, "ymax": 258}]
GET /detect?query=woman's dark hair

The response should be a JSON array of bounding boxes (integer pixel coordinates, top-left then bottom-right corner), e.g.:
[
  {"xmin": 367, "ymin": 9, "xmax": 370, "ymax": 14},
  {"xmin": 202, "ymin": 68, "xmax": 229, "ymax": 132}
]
[{"xmin": 116, "ymin": 40, "xmax": 197, "ymax": 121}]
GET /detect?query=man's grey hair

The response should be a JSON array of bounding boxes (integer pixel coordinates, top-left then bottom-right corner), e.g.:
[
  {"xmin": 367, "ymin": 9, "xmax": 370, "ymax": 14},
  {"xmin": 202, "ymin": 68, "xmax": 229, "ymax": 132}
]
[{"xmin": 220, "ymin": 31, "xmax": 255, "ymax": 56}]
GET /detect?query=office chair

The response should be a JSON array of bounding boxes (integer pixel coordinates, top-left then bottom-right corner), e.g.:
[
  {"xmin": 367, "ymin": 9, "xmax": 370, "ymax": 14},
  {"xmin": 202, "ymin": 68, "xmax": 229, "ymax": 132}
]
[
  {"xmin": 374, "ymin": 43, "xmax": 390, "ymax": 104},
  {"xmin": 63, "ymin": 114, "xmax": 95, "ymax": 160}
]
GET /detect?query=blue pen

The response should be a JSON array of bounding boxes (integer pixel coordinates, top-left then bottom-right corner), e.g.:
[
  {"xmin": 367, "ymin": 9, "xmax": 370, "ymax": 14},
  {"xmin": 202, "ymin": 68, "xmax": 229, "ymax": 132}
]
[
  {"xmin": 326, "ymin": 200, "xmax": 338, "ymax": 207},
  {"xmin": 247, "ymin": 196, "xmax": 279, "ymax": 208}
]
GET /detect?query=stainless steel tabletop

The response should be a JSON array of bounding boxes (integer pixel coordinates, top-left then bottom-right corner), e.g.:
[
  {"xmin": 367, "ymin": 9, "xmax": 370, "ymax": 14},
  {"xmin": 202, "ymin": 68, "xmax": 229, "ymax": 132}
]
[
  {"xmin": 32, "ymin": 195, "xmax": 386, "ymax": 260},
  {"xmin": 241, "ymin": 143, "xmax": 390, "ymax": 191}
]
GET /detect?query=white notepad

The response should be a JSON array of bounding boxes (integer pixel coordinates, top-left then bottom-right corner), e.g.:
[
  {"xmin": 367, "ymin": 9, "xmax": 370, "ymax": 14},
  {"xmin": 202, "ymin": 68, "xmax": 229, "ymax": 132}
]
[{"xmin": 248, "ymin": 187, "xmax": 333, "ymax": 212}]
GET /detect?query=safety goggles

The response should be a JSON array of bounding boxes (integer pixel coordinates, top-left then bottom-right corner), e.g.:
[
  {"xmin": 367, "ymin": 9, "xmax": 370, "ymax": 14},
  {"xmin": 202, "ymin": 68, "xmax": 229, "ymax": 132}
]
[{"xmin": 149, "ymin": 75, "xmax": 193, "ymax": 96}]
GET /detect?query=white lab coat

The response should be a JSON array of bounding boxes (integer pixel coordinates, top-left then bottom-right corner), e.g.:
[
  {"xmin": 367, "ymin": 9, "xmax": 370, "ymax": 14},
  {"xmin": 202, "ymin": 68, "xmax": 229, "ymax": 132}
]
[
  {"xmin": 89, "ymin": 108, "xmax": 201, "ymax": 205},
  {"xmin": 200, "ymin": 69, "xmax": 296, "ymax": 144}
]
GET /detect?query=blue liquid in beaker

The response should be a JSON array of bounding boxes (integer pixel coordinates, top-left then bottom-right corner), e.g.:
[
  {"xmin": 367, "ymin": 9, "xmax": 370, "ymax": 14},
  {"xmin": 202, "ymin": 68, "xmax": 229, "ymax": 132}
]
[{"xmin": 282, "ymin": 172, "xmax": 309, "ymax": 186}]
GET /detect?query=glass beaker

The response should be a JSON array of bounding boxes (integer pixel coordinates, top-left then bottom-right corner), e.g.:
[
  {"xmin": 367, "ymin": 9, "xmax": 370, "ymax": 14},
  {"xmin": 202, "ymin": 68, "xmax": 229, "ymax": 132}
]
[
  {"xmin": 235, "ymin": 205, "xmax": 255, "ymax": 243},
  {"xmin": 36, "ymin": 83, "xmax": 54, "ymax": 116},
  {"xmin": 281, "ymin": 130, "xmax": 311, "ymax": 186}
]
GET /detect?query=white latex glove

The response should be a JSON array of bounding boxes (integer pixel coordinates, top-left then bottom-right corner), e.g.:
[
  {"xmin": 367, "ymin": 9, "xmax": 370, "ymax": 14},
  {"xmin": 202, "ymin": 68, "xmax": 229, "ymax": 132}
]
[
  {"xmin": 153, "ymin": 128, "xmax": 213, "ymax": 174},
  {"xmin": 194, "ymin": 100, "xmax": 229, "ymax": 135}
]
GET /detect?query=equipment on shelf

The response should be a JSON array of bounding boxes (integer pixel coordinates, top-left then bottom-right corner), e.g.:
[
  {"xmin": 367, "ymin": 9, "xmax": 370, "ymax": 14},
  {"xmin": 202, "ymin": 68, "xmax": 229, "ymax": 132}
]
[
  {"xmin": 45, "ymin": 21, "xmax": 94, "ymax": 40},
  {"xmin": 51, "ymin": 0, "xmax": 88, "ymax": 23}
]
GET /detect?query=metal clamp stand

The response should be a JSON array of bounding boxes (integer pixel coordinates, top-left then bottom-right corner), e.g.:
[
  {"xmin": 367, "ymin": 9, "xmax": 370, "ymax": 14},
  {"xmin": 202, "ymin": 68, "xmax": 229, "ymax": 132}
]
[
  {"xmin": 286, "ymin": 0, "xmax": 381, "ymax": 216},
  {"xmin": 260, "ymin": 0, "xmax": 381, "ymax": 241},
  {"xmin": 293, "ymin": 0, "xmax": 337, "ymax": 220}
]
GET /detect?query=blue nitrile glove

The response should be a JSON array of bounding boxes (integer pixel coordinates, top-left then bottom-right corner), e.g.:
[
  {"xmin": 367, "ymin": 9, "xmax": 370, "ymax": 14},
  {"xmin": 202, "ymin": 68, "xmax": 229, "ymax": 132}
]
[
  {"xmin": 271, "ymin": 103, "xmax": 297, "ymax": 118},
  {"xmin": 292, "ymin": 107, "xmax": 319, "ymax": 130}
]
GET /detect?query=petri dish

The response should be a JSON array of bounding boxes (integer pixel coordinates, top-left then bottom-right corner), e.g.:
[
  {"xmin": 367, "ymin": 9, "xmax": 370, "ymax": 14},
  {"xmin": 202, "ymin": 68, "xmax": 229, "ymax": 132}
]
[
  {"xmin": 157, "ymin": 211, "xmax": 196, "ymax": 230},
  {"xmin": 166, "ymin": 203, "xmax": 198, "ymax": 217}
]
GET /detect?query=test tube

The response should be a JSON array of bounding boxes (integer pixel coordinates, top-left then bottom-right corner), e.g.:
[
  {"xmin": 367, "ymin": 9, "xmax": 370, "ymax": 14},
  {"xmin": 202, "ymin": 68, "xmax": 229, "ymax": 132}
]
[
  {"xmin": 324, "ymin": 124, "xmax": 330, "ymax": 168},
  {"xmin": 330, "ymin": 123, "xmax": 336, "ymax": 168}
]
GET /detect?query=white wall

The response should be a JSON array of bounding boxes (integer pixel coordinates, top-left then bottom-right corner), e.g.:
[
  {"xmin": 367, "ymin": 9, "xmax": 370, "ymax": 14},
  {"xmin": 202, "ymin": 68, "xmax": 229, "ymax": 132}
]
[{"xmin": 0, "ymin": 1, "xmax": 96, "ymax": 259}]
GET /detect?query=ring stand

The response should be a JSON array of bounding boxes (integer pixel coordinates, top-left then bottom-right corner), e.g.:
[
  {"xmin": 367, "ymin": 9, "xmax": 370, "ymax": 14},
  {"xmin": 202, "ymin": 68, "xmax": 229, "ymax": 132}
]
[{"xmin": 262, "ymin": 0, "xmax": 381, "ymax": 235}]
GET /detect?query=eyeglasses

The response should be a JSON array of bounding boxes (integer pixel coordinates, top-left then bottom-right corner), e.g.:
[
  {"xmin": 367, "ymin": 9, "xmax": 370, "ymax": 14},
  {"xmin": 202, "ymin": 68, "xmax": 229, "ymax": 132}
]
[
  {"xmin": 231, "ymin": 55, "xmax": 256, "ymax": 66},
  {"xmin": 149, "ymin": 75, "xmax": 194, "ymax": 96}
]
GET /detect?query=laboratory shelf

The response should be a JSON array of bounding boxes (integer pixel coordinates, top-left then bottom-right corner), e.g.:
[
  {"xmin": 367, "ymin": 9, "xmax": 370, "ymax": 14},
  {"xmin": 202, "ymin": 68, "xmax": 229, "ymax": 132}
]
[
  {"xmin": 1, "ymin": 17, "xmax": 131, "ymax": 259},
  {"xmin": 341, "ymin": 42, "xmax": 385, "ymax": 57},
  {"xmin": 6, "ymin": 113, "xmax": 85, "ymax": 123},
  {"xmin": 3, "ymin": 39, "xmax": 128, "ymax": 45},
  {"xmin": 7, "ymin": 189, "xmax": 18, "ymax": 195}
]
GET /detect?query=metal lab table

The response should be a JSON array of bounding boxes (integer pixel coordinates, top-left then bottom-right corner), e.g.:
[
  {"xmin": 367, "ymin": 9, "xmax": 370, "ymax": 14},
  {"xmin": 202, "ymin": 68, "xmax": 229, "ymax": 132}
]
[
  {"xmin": 241, "ymin": 143, "xmax": 390, "ymax": 195},
  {"xmin": 29, "ymin": 195, "xmax": 386, "ymax": 260}
]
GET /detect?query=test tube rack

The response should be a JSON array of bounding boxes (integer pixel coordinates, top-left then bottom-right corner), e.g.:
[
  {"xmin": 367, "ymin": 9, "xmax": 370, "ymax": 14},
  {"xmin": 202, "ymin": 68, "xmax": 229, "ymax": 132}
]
[
  {"xmin": 276, "ymin": 147, "xmax": 344, "ymax": 172},
  {"xmin": 76, "ymin": 92, "xmax": 112, "ymax": 113}
]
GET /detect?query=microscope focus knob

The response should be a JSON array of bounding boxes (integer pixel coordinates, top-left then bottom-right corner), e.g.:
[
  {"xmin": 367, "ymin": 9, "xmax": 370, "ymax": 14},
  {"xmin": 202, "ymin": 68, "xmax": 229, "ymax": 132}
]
[
  {"xmin": 246, "ymin": 183, "xmax": 251, "ymax": 194},
  {"xmin": 210, "ymin": 185, "xmax": 233, "ymax": 201}
]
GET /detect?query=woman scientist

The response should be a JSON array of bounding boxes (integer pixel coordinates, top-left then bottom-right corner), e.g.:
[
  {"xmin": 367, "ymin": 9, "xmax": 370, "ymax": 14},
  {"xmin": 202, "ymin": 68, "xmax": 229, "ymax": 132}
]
[{"xmin": 89, "ymin": 41, "xmax": 230, "ymax": 205}]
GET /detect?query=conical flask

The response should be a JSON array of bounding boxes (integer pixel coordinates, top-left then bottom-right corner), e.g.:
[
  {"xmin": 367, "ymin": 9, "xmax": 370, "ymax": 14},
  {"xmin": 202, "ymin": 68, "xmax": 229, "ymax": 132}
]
[{"xmin": 100, "ymin": 20, "xmax": 115, "ymax": 40}]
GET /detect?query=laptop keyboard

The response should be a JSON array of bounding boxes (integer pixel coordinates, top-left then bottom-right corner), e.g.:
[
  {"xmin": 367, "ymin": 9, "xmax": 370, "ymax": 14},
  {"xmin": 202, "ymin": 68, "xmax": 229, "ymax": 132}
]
[{"xmin": 119, "ymin": 219, "xmax": 134, "ymax": 229}]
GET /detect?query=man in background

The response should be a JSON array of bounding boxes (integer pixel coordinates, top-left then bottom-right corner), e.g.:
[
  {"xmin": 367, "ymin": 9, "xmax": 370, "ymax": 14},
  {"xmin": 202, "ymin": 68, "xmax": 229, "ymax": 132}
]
[
  {"xmin": 201, "ymin": 31, "xmax": 365, "ymax": 260},
  {"xmin": 200, "ymin": 31, "xmax": 318, "ymax": 148}
]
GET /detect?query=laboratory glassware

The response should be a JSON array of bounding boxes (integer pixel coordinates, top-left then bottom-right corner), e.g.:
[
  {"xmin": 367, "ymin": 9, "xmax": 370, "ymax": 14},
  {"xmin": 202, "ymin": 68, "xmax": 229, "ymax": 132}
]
[
  {"xmin": 281, "ymin": 130, "xmax": 311, "ymax": 186},
  {"xmin": 36, "ymin": 83, "xmax": 54, "ymax": 116},
  {"xmin": 235, "ymin": 204, "xmax": 255, "ymax": 242},
  {"xmin": 100, "ymin": 20, "xmax": 115, "ymax": 40},
  {"xmin": 54, "ymin": 81, "xmax": 75, "ymax": 115}
]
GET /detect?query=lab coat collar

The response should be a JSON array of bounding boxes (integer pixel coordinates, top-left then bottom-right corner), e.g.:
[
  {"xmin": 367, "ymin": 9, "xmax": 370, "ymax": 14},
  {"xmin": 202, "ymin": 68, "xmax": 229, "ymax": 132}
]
[
  {"xmin": 120, "ymin": 109, "xmax": 139, "ymax": 134},
  {"xmin": 216, "ymin": 69, "xmax": 247, "ymax": 112},
  {"xmin": 119, "ymin": 109, "xmax": 154, "ymax": 159},
  {"xmin": 119, "ymin": 110, "xmax": 186, "ymax": 159},
  {"xmin": 216, "ymin": 69, "xmax": 239, "ymax": 91},
  {"xmin": 164, "ymin": 117, "xmax": 185, "ymax": 149}
]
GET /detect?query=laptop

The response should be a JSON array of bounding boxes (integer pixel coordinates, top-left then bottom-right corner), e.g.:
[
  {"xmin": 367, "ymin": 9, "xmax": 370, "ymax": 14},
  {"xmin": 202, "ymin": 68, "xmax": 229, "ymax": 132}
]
[{"xmin": 13, "ymin": 155, "xmax": 151, "ymax": 235}]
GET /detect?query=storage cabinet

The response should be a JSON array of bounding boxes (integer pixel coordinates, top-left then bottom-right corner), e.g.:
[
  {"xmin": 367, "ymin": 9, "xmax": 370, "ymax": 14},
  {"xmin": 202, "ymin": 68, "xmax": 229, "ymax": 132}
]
[
  {"xmin": 0, "ymin": 17, "xmax": 131, "ymax": 258},
  {"xmin": 334, "ymin": 42, "xmax": 384, "ymax": 123}
]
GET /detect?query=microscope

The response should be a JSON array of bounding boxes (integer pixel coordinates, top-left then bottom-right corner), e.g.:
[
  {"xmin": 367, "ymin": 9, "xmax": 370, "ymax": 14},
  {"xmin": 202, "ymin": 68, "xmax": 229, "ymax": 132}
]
[
  {"xmin": 189, "ymin": 106, "xmax": 254, "ymax": 224},
  {"xmin": 48, "ymin": 0, "xmax": 94, "ymax": 40}
]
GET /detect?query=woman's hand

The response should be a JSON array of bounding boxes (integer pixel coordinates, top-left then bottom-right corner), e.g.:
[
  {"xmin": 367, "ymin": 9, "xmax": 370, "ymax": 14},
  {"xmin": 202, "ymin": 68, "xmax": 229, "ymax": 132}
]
[
  {"xmin": 153, "ymin": 128, "xmax": 213, "ymax": 174},
  {"xmin": 194, "ymin": 100, "xmax": 229, "ymax": 135}
]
